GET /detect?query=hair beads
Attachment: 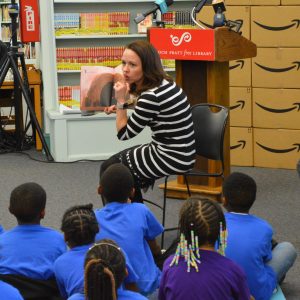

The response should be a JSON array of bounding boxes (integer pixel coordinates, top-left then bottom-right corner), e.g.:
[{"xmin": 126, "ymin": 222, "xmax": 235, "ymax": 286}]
[
  {"xmin": 170, "ymin": 225, "xmax": 227, "ymax": 272},
  {"xmin": 217, "ymin": 222, "xmax": 228, "ymax": 256},
  {"xmin": 170, "ymin": 232, "xmax": 201, "ymax": 272}
]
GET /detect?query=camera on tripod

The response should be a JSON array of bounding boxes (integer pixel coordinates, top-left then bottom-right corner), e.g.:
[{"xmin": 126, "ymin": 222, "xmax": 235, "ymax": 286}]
[{"xmin": 0, "ymin": 0, "xmax": 53, "ymax": 160}]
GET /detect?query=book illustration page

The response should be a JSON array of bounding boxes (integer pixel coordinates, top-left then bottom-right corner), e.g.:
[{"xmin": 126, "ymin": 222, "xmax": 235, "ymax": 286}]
[{"xmin": 80, "ymin": 66, "xmax": 121, "ymax": 111}]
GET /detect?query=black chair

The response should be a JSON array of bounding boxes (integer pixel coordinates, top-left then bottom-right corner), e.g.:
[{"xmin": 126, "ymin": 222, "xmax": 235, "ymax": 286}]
[
  {"xmin": 157, "ymin": 103, "xmax": 229, "ymax": 248},
  {"xmin": 183, "ymin": 103, "xmax": 229, "ymax": 192}
]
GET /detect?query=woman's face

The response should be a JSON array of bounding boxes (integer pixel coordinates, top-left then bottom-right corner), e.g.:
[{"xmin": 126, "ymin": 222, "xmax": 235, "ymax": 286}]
[{"xmin": 121, "ymin": 49, "xmax": 143, "ymax": 88}]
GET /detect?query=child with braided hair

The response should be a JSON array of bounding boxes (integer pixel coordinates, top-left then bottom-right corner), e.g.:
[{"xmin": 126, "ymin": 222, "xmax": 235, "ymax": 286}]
[
  {"xmin": 159, "ymin": 197, "xmax": 252, "ymax": 300},
  {"xmin": 68, "ymin": 239, "xmax": 147, "ymax": 300},
  {"xmin": 54, "ymin": 204, "xmax": 138, "ymax": 299}
]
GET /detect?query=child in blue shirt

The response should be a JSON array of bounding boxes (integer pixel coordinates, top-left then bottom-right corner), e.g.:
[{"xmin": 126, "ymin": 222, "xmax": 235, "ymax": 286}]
[
  {"xmin": 54, "ymin": 203, "xmax": 138, "ymax": 299},
  {"xmin": 95, "ymin": 163, "xmax": 163, "ymax": 296},
  {"xmin": 0, "ymin": 280, "xmax": 24, "ymax": 299},
  {"xmin": 68, "ymin": 239, "xmax": 147, "ymax": 300},
  {"xmin": 0, "ymin": 182, "xmax": 66, "ymax": 280},
  {"xmin": 223, "ymin": 172, "xmax": 297, "ymax": 300}
]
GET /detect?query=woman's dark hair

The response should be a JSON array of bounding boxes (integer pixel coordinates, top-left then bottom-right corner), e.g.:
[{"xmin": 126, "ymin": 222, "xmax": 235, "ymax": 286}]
[
  {"xmin": 84, "ymin": 239, "xmax": 126, "ymax": 300},
  {"xmin": 61, "ymin": 204, "xmax": 99, "ymax": 247},
  {"xmin": 179, "ymin": 197, "xmax": 226, "ymax": 246},
  {"xmin": 9, "ymin": 182, "xmax": 46, "ymax": 223},
  {"xmin": 126, "ymin": 40, "xmax": 173, "ymax": 95}
]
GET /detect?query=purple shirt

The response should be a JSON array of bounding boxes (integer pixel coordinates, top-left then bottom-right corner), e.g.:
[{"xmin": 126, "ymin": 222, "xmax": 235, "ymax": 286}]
[{"xmin": 159, "ymin": 250, "xmax": 250, "ymax": 300}]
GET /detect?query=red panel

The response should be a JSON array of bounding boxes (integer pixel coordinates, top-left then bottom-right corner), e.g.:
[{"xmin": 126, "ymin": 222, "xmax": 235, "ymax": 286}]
[
  {"xmin": 149, "ymin": 28, "xmax": 215, "ymax": 61},
  {"xmin": 19, "ymin": 0, "xmax": 40, "ymax": 42}
]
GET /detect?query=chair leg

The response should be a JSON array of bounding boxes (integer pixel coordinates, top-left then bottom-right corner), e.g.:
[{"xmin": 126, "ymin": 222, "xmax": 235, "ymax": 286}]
[
  {"xmin": 184, "ymin": 175, "xmax": 191, "ymax": 197},
  {"xmin": 161, "ymin": 176, "xmax": 168, "ymax": 249}
]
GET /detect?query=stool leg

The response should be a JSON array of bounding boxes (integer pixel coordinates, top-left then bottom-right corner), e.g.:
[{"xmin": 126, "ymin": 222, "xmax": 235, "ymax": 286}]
[
  {"xmin": 184, "ymin": 175, "xmax": 191, "ymax": 197},
  {"xmin": 161, "ymin": 176, "xmax": 168, "ymax": 248}
]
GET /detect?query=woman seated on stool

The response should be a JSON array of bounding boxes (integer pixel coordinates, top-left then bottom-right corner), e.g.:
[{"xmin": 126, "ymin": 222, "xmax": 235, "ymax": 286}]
[{"xmin": 102, "ymin": 40, "xmax": 196, "ymax": 202}]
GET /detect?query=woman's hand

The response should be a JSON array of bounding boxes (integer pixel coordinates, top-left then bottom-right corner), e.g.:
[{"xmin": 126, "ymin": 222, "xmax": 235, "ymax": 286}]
[
  {"xmin": 104, "ymin": 105, "xmax": 116, "ymax": 115},
  {"xmin": 114, "ymin": 81, "xmax": 129, "ymax": 104}
]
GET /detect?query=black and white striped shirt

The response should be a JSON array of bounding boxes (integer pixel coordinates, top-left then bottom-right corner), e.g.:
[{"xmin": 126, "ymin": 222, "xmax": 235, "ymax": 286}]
[{"xmin": 117, "ymin": 79, "xmax": 196, "ymax": 179}]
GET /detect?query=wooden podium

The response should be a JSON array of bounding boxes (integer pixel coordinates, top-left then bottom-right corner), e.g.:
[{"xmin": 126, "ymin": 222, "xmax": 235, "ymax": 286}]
[{"xmin": 148, "ymin": 27, "xmax": 257, "ymax": 200}]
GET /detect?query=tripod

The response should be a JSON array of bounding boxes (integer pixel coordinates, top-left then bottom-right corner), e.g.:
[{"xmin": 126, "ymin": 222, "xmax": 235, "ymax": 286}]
[{"xmin": 0, "ymin": 0, "xmax": 53, "ymax": 161}]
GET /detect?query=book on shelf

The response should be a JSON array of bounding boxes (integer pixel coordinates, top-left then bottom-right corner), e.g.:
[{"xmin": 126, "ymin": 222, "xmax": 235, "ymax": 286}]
[
  {"xmin": 162, "ymin": 10, "xmax": 196, "ymax": 28},
  {"xmin": 54, "ymin": 12, "xmax": 130, "ymax": 36},
  {"xmin": 56, "ymin": 46, "xmax": 124, "ymax": 70},
  {"xmin": 58, "ymin": 85, "xmax": 80, "ymax": 109},
  {"xmin": 59, "ymin": 104, "xmax": 81, "ymax": 115},
  {"xmin": 137, "ymin": 14, "xmax": 152, "ymax": 34}
]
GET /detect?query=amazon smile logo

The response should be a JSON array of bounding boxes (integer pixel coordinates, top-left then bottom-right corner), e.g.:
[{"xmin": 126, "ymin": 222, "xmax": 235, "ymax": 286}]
[
  {"xmin": 230, "ymin": 100, "xmax": 245, "ymax": 110},
  {"xmin": 255, "ymin": 61, "xmax": 300, "ymax": 73},
  {"xmin": 253, "ymin": 19, "xmax": 300, "ymax": 31},
  {"xmin": 230, "ymin": 60, "xmax": 245, "ymax": 70},
  {"xmin": 256, "ymin": 142, "xmax": 300, "ymax": 153},
  {"xmin": 255, "ymin": 102, "xmax": 300, "ymax": 113},
  {"xmin": 230, "ymin": 140, "xmax": 246, "ymax": 150}
]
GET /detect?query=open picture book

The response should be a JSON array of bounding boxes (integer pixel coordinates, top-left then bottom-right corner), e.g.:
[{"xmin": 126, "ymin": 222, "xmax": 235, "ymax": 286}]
[{"xmin": 80, "ymin": 65, "xmax": 123, "ymax": 112}]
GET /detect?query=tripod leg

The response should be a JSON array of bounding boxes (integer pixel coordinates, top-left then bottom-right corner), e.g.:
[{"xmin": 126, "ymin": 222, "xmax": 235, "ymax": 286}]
[
  {"xmin": 0, "ymin": 57, "xmax": 11, "ymax": 86},
  {"xmin": 8, "ymin": 52, "xmax": 54, "ymax": 161},
  {"xmin": 0, "ymin": 56, "xmax": 23, "ymax": 149}
]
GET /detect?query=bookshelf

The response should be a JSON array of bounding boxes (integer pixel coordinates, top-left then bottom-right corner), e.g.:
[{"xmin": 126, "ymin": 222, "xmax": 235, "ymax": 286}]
[{"xmin": 39, "ymin": 0, "xmax": 195, "ymax": 161}]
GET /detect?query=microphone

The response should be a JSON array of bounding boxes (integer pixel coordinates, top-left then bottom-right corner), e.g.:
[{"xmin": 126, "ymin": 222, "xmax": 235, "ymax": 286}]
[
  {"xmin": 194, "ymin": 0, "xmax": 207, "ymax": 14},
  {"xmin": 134, "ymin": 0, "xmax": 174, "ymax": 24}
]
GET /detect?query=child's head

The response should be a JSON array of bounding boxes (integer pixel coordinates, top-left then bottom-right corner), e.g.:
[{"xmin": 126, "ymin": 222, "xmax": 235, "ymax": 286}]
[
  {"xmin": 9, "ymin": 182, "xmax": 46, "ymax": 224},
  {"xmin": 222, "ymin": 172, "xmax": 257, "ymax": 213},
  {"xmin": 84, "ymin": 239, "xmax": 127, "ymax": 300},
  {"xmin": 179, "ymin": 197, "xmax": 226, "ymax": 247},
  {"xmin": 170, "ymin": 197, "xmax": 227, "ymax": 271},
  {"xmin": 99, "ymin": 163, "xmax": 134, "ymax": 203},
  {"xmin": 61, "ymin": 204, "xmax": 99, "ymax": 248}
]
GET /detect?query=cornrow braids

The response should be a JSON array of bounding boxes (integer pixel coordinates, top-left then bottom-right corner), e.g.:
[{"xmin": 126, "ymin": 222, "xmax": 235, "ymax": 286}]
[
  {"xmin": 84, "ymin": 239, "xmax": 126, "ymax": 300},
  {"xmin": 179, "ymin": 197, "xmax": 225, "ymax": 247},
  {"xmin": 170, "ymin": 197, "xmax": 227, "ymax": 272},
  {"xmin": 61, "ymin": 204, "xmax": 99, "ymax": 247}
]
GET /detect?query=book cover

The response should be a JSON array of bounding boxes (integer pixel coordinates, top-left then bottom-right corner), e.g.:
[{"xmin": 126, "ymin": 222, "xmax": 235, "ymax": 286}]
[
  {"xmin": 80, "ymin": 65, "xmax": 123, "ymax": 112},
  {"xmin": 137, "ymin": 14, "xmax": 153, "ymax": 34}
]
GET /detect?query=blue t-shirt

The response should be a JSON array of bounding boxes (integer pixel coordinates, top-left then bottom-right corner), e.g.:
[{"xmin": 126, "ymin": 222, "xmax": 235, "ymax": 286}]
[
  {"xmin": 95, "ymin": 202, "xmax": 163, "ymax": 295},
  {"xmin": 225, "ymin": 213, "xmax": 277, "ymax": 300},
  {"xmin": 0, "ymin": 280, "xmax": 24, "ymax": 299},
  {"xmin": 0, "ymin": 224, "xmax": 67, "ymax": 280},
  {"xmin": 54, "ymin": 243, "xmax": 138, "ymax": 298},
  {"xmin": 0, "ymin": 225, "xmax": 4, "ymax": 234},
  {"xmin": 159, "ymin": 249, "xmax": 250, "ymax": 300},
  {"xmin": 68, "ymin": 288, "xmax": 147, "ymax": 300}
]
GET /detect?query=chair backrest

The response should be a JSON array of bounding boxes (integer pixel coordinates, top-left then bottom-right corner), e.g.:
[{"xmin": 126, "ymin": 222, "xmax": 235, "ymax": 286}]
[{"xmin": 191, "ymin": 103, "xmax": 229, "ymax": 161}]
